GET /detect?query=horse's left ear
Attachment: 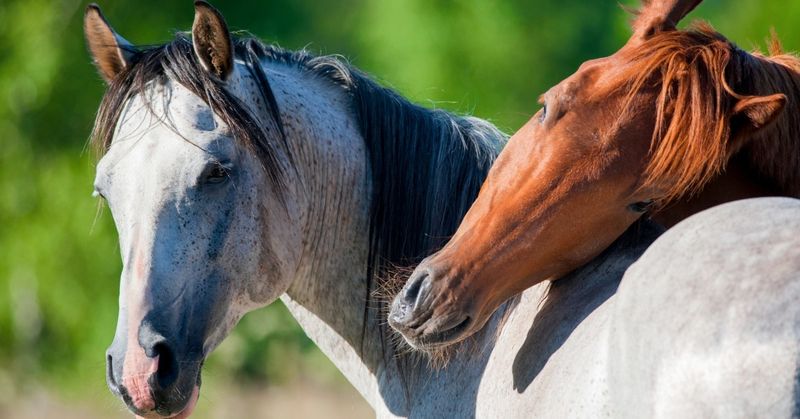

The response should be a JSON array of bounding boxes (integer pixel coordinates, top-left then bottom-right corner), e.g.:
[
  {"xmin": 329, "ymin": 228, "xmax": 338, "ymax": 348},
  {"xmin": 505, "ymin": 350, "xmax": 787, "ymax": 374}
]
[
  {"xmin": 729, "ymin": 93, "xmax": 786, "ymax": 151},
  {"xmin": 192, "ymin": 1, "xmax": 234, "ymax": 81},
  {"xmin": 632, "ymin": 0, "xmax": 703, "ymax": 41}
]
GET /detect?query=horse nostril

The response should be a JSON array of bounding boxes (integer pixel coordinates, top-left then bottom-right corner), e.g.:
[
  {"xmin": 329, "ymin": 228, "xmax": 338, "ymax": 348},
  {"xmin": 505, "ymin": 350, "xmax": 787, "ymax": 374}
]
[
  {"xmin": 389, "ymin": 269, "xmax": 437, "ymax": 332},
  {"xmin": 150, "ymin": 342, "xmax": 179, "ymax": 391},
  {"xmin": 106, "ymin": 353, "xmax": 121, "ymax": 395},
  {"xmin": 401, "ymin": 270, "xmax": 432, "ymax": 310}
]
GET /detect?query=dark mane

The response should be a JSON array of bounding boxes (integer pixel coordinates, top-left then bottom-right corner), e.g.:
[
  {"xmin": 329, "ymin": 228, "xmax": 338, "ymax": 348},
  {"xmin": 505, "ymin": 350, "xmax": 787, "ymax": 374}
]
[
  {"xmin": 92, "ymin": 35, "xmax": 290, "ymax": 190},
  {"xmin": 602, "ymin": 23, "xmax": 800, "ymax": 203},
  {"xmin": 90, "ymin": 35, "xmax": 504, "ymax": 356}
]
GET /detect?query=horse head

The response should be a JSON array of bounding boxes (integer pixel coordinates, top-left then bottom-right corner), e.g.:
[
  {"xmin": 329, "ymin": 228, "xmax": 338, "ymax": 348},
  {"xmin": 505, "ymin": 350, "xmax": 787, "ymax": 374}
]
[
  {"xmin": 389, "ymin": 0, "xmax": 793, "ymax": 349},
  {"xmin": 86, "ymin": 2, "xmax": 304, "ymax": 417}
]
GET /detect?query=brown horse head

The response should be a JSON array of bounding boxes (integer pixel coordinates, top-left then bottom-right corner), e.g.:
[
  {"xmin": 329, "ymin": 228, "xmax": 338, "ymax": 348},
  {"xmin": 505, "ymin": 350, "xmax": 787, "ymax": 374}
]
[{"xmin": 389, "ymin": 0, "xmax": 800, "ymax": 349}]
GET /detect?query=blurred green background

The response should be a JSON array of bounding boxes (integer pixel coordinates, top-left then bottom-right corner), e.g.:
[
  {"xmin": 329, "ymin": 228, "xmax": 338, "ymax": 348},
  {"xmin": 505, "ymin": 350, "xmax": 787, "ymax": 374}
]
[{"xmin": 0, "ymin": 0, "xmax": 798, "ymax": 417}]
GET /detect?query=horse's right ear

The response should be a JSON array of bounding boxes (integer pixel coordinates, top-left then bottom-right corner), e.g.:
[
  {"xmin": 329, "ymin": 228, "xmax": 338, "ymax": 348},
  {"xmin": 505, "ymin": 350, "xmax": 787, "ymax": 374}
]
[
  {"xmin": 631, "ymin": 0, "xmax": 703, "ymax": 41},
  {"xmin": 84, "ymin": 4, "xmax": 136, "ymax": 83},
  {"xmin": 729, "ymin": 93, "xmax": 786, "ymax": 154}
]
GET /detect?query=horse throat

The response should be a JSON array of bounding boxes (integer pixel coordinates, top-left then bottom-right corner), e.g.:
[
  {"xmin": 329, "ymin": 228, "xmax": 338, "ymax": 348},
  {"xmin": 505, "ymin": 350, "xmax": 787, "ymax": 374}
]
[{"xmin": 653, "ymin": 156, "xmax": 779, "ymax": 227}]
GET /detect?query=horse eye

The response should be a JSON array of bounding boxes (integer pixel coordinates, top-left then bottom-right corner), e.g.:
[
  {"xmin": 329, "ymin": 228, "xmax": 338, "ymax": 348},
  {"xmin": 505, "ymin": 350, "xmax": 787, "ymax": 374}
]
[
  {"xmin": 627, "ymin": 199, "xmax": 655, "ymax": 213},
  {"xmin": 205, "ymin": 164, "xmax": 230, "ymax": 185},
  {"xmin": 539, "ymin": 105, "xmax": 547, "ymax": 123}
]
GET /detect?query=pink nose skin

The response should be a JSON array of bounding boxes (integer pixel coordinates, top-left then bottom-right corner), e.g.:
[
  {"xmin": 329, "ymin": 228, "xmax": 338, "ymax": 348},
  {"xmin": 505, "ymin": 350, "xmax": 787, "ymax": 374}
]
[
  {"xmin": 124, "ymin": 242, "xmax": 160, "ymax": 413},
  {"xmin": 122, "ymin": 350, "xmax": 160, "ymax": 413}
]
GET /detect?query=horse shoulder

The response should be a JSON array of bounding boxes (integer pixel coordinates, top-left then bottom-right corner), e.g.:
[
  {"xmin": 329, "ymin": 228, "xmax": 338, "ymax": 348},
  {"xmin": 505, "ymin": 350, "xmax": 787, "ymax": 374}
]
[{"xmin": 472, "ymin": 221, "xmax": 662, "ymax": 418}]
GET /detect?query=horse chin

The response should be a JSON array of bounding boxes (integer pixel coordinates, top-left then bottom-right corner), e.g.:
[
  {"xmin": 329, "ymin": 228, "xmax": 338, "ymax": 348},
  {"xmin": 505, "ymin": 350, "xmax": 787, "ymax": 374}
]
[
  {"xmin": 134, "ymin": 385, "xmax": 200, "ymax": 419},
  {"xmin": 168, "ymin": 385, "xmax": 200, "ymax": 419}
]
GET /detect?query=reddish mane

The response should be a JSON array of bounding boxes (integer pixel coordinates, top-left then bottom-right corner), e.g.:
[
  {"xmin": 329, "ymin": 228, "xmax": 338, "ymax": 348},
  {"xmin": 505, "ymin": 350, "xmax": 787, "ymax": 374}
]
[{"xmin": 604, "ymin": 23, "xmax": 800, "ymax": 203}]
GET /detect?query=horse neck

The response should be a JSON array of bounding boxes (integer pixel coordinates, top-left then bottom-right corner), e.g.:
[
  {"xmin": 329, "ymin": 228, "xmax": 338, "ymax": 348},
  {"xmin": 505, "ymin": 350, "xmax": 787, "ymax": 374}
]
[
  {"xmin": 656, "ymin": 49, "xmax": 800, "ymax": 227},
  {"xmin": 254, "ymin": 61, "xmax": 405, "ymax": 412},
  {"xmin": 732, "ymin": 49, "xmax": 800, "ymax": 197},
  {"xmin": 257, "ymin": 59, "xmax": 502, "ymax": 415}
]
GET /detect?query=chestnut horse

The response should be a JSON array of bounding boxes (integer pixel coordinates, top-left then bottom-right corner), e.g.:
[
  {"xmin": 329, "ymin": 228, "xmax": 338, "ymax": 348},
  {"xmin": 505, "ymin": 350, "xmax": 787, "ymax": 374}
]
[{"xmin": 389, "ymin": 0, "xmax": 800, "ymax": 348}]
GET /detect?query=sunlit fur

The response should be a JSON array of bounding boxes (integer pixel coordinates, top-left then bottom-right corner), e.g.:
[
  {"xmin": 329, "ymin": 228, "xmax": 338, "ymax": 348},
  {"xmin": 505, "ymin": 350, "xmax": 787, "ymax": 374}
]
[{"xmin": 604, "ymin": 23, "xmax": 800, "ymax": 204}]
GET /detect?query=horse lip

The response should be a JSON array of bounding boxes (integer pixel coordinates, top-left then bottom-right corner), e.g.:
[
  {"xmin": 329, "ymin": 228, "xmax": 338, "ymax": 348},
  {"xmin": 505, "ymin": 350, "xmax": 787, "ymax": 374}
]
[
  {"xmin": 119, "ymin": 385, "xmax": 153, "ymax": 418},
  {"xmin": 161, "ymin": 385, "xmax": 200, "ymax": 419},
  {"xmin": 162, "ymin": 382, "xmax": 200, "ymax": 419},
  {"xmin": 404, "ymin": 306, "xmax": 436, "ymax": 331},
  {"xmin": 410, "ymin": 315, "xmax": 472, "ymax": 350},
  {"xmin": 151, "ymin": 382, "xmax": 201, "ymax": 418},
  {"xmin": 119, "ymin": 365, "xmax": 203, "ymax": 418}
]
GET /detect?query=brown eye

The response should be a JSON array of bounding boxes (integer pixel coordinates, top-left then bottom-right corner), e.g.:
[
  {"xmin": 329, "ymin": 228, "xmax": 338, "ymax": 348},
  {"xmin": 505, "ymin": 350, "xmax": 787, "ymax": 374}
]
[
  {"xmin": 205, "ymin": 164, "xmax": 230, "ymax": 185},
  {"xmin": 539, "ymin": 104, "xmax": 547, "ymax": 123},
  {"xmin": 628, "ymin": 199, "xmax": 655, "ymax": 213}
]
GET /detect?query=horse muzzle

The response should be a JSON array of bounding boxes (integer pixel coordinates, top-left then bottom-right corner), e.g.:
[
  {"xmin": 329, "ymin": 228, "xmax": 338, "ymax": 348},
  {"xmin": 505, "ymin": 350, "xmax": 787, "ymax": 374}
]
[
  {"xmin": 106, "ymin": 325, "xmax": 204, "ymax": 418},
  {"xmin": 388, "ymin": 266, "xmax": 477, "ymax": 350}
]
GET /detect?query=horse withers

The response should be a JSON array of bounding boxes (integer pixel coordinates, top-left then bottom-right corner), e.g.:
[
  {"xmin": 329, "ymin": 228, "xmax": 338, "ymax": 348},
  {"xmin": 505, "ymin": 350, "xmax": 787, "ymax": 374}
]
[{"xmin": 389, "ymin": 0, "xmax": 800, "ymax": 349}]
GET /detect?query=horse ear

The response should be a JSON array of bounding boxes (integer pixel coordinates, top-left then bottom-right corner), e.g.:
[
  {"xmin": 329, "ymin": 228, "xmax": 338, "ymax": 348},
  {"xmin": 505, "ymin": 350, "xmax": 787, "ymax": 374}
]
[
  {"xmin": 84, "ymin": 4, "xmax": 136, "ymax": 83},
  {"xmin": 730, "ymin": 93, "xmax": 786, "ymax": 151},
  {"xmin": 734, "ymin": 94, "xmax": 786, "ymax": 131},
  {"xmin": 632, "ymin": 0, "xmax": 703, "ymax": 41},
  {"xmin": 192, "ymin": 1, "xmax": 234, "ymax": 81}
]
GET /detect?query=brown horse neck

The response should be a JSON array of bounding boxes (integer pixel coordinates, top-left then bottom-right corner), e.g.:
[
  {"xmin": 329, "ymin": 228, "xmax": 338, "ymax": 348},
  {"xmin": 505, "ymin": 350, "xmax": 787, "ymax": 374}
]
[{"xmin": 652, "ymin": 158, "xmax": 777, "ymax": 228}]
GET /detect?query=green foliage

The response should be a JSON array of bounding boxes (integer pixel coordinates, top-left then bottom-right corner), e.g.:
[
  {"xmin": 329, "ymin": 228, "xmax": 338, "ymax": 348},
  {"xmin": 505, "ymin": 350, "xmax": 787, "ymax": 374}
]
[{"xmin": 0, "ymin": 0, "xmax": 797, "ymax": 405}]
